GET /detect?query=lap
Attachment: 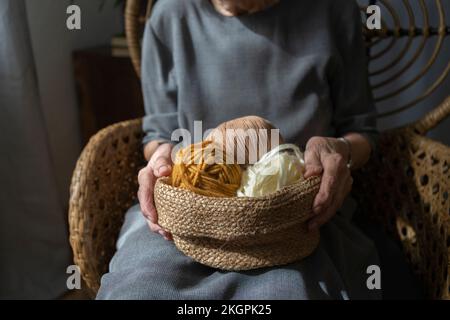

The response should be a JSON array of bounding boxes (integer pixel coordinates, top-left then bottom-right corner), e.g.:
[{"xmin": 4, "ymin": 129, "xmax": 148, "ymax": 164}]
[{"xmin": 97, "ymin": 204, "xmax": 382, "ymax": 300}]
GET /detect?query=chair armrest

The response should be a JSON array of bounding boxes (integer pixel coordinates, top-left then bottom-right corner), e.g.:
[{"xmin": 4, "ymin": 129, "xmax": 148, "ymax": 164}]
[
  {"xmin": 69, "ymin": 119, "xmax": 146, "ymax": 296},
  {"xmin": 353, "ymin": 127, "xmax": 450, "ymax": 299}
]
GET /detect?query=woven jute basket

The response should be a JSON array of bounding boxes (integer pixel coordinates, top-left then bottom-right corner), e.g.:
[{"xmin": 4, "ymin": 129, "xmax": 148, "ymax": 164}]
[{"xmin": 154, "ymin": 176, "xmax": 321, "ymax": 270}]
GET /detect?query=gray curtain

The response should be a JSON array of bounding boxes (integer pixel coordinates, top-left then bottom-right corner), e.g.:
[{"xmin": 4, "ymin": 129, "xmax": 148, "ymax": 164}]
[{"xmin": 0, "ymin": 0, "xmax": 70, "ymax": 299}]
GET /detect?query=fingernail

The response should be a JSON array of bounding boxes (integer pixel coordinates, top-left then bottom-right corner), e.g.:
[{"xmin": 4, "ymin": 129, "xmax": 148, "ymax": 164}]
[{"xmin": 158, "ymin": 230, "xmax": 165, "ymax": 237}]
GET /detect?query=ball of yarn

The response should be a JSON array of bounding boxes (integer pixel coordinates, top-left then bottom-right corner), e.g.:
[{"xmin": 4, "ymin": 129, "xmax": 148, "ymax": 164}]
[
  {"xmin": 171, "ymin": 140, "xmax": 242, "ymax": 197},
  {"xmin": 237, "ymin": 144, "xmax": 305, "ymax": 197},
  {"xmin": 171, "ymin": 116, "xmax": 284, "ymax": 197},
  {"xmin": 206, "ymin": 115, "xmax": 284, "ymax": 165}
]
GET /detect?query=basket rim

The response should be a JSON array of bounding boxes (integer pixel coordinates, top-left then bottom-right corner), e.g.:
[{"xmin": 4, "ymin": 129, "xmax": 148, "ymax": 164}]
[{"xmin": 155, "ymin": 175, "xmax": 321, "ymax": 204}]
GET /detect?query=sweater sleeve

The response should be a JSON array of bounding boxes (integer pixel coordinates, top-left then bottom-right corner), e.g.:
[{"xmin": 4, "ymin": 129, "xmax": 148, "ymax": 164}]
[
  {"xmin": 141, "ymin": 20, "xmax": 178, "ymax": 146},
  {"xmin": 329, "ymin": 0, "xmax": 378, "ymax": 150}
]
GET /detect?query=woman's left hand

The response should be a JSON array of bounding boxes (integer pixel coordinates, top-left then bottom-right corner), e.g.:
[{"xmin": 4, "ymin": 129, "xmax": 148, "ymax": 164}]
[{"xmin": 303, "ymin": 136, "xmax": 353, "ymax": 230}]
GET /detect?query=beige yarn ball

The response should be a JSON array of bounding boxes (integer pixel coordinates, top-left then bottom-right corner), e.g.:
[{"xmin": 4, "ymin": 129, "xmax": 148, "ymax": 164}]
[{"xmin": 206, "ymin": 115, "xmax": 284, "ymax": 165}]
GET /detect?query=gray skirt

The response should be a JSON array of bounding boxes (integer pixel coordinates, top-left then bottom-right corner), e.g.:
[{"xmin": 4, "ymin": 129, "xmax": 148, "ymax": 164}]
[{"xmin": 96, "ymin": 201, "xmax": 383, "ymax": 300}]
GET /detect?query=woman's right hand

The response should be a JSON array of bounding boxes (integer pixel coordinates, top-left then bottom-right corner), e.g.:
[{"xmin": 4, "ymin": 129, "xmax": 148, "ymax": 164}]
[{"xmin": 137, "ymin": 143, "xmax": 174, "ymax": 241}]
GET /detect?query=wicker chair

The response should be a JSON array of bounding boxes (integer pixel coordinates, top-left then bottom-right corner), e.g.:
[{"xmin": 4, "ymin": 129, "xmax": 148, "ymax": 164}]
[{"xmin": 69, "ymin": 0, "xmax": 450, "ymax": 298}]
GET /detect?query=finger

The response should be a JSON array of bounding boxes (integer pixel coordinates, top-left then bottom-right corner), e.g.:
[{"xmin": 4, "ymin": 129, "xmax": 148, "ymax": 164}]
[
  {"xmin": 309, "ymin": 175, "xmax": 353, "ymax": 230},
  {"xmin": 303, "ymin": 147, "xmax": 323, "ymax": 178},
  {"xmin": 309, "ymin": 204, "xmax": 336, "ymax": 230},
  {"xmin": 137, "ymin": 169, "xmax": 158, "ymax": 223},
  {"xmin": 309, "ymin": 191, "xmax": 339, "ymax": 230},
  {"xmin": 146, "ymin": 220, "xmax": 173, "ymax": 241},
  {"xmin": 147, "ymin": 220, "xmax": 161, "ymax": 233},
  {"xmin": 152, "ymin": 155, "xmax": 173, "ymax": 177},
  {"xmin": 313, "ymin": 154, "xmax": 346, "ymax": 212},
  {"xmin": 312, "ymin": 174, "xmax": 336, "ymax": 214},
  {"xmin": 161, "ymin": 231, "xmax": 173, "ymax": 242}
]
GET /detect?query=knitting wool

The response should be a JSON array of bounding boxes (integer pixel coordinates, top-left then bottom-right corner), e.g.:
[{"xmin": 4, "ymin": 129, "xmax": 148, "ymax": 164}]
[
  {"xmin": 206, "ymin": 115, "xmax": 284, "ymax": 165},
  {"xmin": 171, "ymin": 116, "xmax": 285, "ymax": 197},
  {"xmin": 171, "ymin": 140, "xmax": 242, "ymax": 197},
  {"xmin": 237, "ymin": 144, "xmax": 305, "ymax": 197}
]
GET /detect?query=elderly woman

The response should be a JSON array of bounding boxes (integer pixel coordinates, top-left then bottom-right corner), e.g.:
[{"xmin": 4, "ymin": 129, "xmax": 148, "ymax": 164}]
[{"xmin": 97, "ymin": 0, "xmax": 420, "ymax": 299}]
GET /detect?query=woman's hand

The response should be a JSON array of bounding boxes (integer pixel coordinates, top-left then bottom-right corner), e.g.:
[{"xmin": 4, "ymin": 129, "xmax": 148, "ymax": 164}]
[
  {"xmin": 303, "ymin": 136, "xmax": 353, "ymax": 231},
  {"xmin": 137, "ymin": 143, "xmax": 174, "ymax": 241}
]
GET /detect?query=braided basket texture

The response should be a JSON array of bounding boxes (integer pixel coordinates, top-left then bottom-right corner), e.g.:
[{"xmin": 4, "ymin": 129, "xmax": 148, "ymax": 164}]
[{"xmin": 154, "ymin": 176, "xmax": 321, "ymax": 270}]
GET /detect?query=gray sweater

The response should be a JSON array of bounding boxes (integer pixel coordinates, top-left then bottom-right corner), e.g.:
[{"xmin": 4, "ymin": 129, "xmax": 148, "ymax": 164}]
[{"xmin": 141, "ymin": 0, "xmax": 377, "ymax": 148}]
